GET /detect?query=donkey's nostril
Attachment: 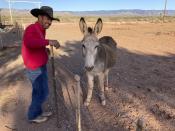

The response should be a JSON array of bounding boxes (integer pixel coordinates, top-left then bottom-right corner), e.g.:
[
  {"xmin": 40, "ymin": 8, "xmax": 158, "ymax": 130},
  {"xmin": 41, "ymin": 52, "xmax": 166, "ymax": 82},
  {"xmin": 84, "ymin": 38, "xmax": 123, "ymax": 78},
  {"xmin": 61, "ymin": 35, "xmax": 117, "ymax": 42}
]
[
  {"xmin": 85, "ymin": 66, "xmax": 94, "ymax": 71},
  {"xmin": 90, "ymin": 66, "xmax": 94, "ymax": 70}
]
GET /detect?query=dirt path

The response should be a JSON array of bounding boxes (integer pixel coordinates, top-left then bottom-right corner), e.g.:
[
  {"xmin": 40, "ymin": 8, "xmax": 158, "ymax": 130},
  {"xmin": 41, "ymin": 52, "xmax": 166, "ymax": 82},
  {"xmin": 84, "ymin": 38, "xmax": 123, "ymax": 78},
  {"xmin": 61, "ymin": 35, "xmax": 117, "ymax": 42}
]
[
  {"xmin": 53, "ymin": 22, "xmax": 175, "ymax": 131},
  {"xmin": 0, "ymin": 47, "xmax": 112, "ymax": 131},
  {"xmin": 57, "ymin": 39, "xmax": 175, "ymax": 130},
  {"xmin": 0, "ymin": 22, "xmax": 175, "ymax": 131}
]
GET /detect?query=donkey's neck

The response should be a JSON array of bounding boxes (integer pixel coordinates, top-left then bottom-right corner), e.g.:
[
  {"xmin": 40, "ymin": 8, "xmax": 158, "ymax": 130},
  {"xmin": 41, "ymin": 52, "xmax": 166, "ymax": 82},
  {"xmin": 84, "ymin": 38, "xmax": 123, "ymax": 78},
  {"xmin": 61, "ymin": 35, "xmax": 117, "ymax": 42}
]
[{"xmin": 95, "ymin": 44, "xmax": 106, "ymax": 66}]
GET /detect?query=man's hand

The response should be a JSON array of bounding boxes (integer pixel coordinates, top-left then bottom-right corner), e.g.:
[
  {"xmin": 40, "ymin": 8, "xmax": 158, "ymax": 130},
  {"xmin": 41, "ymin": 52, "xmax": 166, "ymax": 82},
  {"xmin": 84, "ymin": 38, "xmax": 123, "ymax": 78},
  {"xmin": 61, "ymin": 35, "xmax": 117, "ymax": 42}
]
[
  {"xmin": 46, "ymin": 48, "xmax": 50, "ymax": 55},
  {"xmin": 49, "ymin": 40, "xmax": 60, "ymax": 49}
]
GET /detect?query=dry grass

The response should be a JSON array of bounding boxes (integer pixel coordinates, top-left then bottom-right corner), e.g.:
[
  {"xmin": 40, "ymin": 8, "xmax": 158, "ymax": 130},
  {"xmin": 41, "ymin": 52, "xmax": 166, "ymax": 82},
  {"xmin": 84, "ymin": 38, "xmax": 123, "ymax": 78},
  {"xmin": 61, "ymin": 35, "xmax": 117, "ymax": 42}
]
[{"xmin": 1, "ymin": 14, "xmax": 175, "ymax": 25}]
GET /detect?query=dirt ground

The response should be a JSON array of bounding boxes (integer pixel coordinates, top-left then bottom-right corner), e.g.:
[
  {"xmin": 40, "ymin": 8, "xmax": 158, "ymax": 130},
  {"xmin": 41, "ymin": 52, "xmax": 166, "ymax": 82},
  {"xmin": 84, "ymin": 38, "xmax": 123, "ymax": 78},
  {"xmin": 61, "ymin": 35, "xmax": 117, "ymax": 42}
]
[{"xmin": 0, "ymin": 21, "xmax": 175, "ymax": 131}]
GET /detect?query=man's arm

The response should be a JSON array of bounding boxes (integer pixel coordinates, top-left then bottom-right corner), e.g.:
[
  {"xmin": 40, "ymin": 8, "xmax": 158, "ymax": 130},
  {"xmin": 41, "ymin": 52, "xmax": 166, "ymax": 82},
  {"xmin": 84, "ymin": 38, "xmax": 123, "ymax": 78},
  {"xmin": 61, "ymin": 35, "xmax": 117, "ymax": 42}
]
[{"xmin": 23, "ymin": 26, "xmax": 49, "ymax": 48}]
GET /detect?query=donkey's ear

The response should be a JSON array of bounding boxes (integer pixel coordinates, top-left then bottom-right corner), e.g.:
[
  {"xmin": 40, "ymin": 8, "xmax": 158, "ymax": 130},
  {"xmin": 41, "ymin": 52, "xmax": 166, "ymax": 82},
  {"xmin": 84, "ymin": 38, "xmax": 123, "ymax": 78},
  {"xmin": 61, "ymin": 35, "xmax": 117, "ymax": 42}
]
[
  {"xmin": 79, "ymin": 17, "xmax": 87, "ymax": 34},
  {"xmin": 94, "ymin": 18, "xmax": 103, "ymax": 35}
]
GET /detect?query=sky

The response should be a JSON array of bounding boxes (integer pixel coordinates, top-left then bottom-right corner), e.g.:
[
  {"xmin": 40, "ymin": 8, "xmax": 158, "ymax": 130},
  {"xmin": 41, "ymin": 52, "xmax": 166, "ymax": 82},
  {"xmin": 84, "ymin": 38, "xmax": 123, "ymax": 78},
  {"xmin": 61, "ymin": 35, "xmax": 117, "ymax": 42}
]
[{"xmin": 0, "ymin": 0, "xmax": 175, "ymax": 11}]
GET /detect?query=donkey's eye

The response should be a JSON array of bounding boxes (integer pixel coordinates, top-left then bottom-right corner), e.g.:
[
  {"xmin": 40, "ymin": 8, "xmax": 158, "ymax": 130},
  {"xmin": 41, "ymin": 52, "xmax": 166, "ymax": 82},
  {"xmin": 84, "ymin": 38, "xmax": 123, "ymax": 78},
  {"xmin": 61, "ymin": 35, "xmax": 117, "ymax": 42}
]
[
  {"xmin": 82, "ymin": 44, "xmax": 85, "ymax": 48},
  {"xmin": 95, "ymin": 46, "xmax": 99, "ymax": 49}
]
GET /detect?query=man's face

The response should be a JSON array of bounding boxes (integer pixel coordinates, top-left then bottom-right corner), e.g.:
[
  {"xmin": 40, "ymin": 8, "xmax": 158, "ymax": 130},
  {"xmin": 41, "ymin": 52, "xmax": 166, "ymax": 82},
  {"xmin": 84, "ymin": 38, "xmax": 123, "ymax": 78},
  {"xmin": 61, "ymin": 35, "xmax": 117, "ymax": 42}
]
[{"xmin": 39, "ymin": 15, "xmax": 52, "ymax": 29}]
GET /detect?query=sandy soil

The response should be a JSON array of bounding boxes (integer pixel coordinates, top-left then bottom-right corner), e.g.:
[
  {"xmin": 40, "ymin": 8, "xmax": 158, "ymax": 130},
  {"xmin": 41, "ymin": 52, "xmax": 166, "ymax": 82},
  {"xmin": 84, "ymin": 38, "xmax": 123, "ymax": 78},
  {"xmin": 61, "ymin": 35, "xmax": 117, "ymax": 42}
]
[{"xmin": 0, "ymin": 21, "xmax": 175, "ymax": 131}]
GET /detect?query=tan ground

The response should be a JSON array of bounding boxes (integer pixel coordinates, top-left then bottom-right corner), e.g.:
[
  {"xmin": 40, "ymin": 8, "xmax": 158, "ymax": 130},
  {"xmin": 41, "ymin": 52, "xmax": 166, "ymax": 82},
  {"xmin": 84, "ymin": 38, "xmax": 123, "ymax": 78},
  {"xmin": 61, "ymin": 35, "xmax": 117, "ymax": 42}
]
[{"xmin": 0, "ymin": 21, "xmax": 175, "ymax": 131}]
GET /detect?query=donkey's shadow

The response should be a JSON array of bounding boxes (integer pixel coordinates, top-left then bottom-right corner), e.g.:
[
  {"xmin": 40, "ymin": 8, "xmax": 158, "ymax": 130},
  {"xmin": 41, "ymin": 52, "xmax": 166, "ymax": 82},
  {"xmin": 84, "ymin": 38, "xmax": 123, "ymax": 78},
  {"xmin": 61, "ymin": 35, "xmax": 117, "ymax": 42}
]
[
  {"xmin": 56, "ymin": 39, "xmax": 175, "ymax": 131},
  {"xmin": 57, "ymin": 39, "xmax": 175, "ymax": 102}
]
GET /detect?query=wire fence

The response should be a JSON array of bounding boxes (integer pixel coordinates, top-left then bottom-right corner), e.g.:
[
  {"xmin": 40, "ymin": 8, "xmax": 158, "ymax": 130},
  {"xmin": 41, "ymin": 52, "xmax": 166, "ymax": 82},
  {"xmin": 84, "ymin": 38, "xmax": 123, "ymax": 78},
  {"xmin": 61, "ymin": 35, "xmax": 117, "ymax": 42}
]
[{"xmin": 0, "ymin": 22, "xmax": 24, "ymax": 49}]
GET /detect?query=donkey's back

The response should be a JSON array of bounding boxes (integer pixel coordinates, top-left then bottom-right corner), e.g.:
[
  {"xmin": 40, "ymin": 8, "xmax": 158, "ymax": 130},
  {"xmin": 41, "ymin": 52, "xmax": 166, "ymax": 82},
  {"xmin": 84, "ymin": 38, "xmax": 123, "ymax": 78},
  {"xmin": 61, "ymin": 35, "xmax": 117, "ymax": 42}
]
[{"xmin": 99, "ymin": 36, "xmax": 117, "ymax": 69}]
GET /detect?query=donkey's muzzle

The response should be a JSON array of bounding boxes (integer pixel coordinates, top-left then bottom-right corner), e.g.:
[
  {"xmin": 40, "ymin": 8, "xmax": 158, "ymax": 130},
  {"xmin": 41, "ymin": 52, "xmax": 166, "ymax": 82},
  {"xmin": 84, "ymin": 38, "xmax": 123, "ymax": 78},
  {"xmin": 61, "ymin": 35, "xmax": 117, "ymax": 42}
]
[{"xmin": 85, "ymin": 66, "xmax": 94, "ymax": 71}]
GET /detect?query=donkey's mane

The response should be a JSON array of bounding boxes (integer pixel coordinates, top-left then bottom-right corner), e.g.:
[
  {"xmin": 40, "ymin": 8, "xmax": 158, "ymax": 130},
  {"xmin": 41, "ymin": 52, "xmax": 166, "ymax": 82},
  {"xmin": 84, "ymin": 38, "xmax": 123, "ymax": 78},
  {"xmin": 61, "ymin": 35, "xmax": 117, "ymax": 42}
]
[{"xmin": 88, "ymin": 27, "xmax": 93, "ymax": 34}]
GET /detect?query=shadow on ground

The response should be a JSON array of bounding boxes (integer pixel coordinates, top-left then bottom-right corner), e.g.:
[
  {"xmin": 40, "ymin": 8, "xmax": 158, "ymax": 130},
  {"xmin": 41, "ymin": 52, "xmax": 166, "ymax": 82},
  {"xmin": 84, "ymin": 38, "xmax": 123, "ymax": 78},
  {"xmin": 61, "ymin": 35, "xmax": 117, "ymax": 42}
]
[
  {"xmin": 55, "ymin": 40, "xmax": 175, "ymax": 130},
  {"xmin": 0, "ymin": 39, "xmax": 175, "ymax": 130}
]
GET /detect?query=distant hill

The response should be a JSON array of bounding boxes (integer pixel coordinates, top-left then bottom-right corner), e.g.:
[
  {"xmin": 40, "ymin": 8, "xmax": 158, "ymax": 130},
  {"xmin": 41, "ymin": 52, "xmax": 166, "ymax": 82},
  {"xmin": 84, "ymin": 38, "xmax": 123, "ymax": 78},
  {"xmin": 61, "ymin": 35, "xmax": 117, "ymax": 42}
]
[
  {"xmin": 0, "ymin": 8, "xmax": 175, "ymax": 16},
  {"xmin": 58, "ymin": 10, "xmax": 175, "ymax": 16}
]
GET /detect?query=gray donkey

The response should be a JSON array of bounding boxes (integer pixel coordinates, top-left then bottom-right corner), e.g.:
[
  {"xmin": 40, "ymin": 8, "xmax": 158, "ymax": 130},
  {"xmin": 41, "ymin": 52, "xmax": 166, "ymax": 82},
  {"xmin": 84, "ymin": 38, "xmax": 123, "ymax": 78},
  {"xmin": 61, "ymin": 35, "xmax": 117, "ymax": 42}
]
[{"xmin": 79, "ymin": 17, "xmax": 117, "ymax": 106}]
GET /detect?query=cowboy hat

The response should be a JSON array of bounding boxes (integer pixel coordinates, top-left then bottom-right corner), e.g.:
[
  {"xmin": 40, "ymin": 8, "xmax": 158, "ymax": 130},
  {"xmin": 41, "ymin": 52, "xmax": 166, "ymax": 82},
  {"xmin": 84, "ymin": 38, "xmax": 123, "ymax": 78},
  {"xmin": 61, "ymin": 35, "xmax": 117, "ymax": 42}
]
[{"xmin": 30, "ymin": 6, "xmax": 60, "ymax": 21}]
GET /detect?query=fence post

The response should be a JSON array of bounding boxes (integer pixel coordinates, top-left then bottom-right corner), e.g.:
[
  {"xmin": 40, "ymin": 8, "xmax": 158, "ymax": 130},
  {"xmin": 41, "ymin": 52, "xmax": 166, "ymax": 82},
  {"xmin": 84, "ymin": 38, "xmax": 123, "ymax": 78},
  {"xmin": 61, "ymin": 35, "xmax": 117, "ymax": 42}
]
[
  {"xmin": 0, "ymin": 35, "xmax": 3, "ymax": 49},
  {"xmin": 74, "ymin": 75, "xmax": 81, "ymax": 131}
]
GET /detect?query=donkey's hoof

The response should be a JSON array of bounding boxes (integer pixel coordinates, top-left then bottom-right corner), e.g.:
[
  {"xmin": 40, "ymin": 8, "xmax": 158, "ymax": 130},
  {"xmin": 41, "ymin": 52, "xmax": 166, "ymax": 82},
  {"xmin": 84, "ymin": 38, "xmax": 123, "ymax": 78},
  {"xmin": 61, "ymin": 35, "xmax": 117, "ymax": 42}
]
[
  {"xmin": 101, "ymin": 100, "xmax": 106, "ymax": 106},
  {"xmin": 84, "ymin": 101, "xmax": 90, "ymax": 106}
]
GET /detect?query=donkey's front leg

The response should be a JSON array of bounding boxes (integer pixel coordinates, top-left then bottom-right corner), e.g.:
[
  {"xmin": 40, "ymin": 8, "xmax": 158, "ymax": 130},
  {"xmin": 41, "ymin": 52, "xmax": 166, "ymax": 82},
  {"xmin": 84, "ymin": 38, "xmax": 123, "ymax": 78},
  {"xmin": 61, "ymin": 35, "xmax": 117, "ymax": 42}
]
[
  {"xmin": 104, "ymin": 69, "xmax": 109, "ymax": 91},
  {"xmin": 84, "ymin": 73, "xmax": 94, "ymax": 106},
  {"xmin": 98, "ymin": 73, "xmax": 106, "ymax": 106}
]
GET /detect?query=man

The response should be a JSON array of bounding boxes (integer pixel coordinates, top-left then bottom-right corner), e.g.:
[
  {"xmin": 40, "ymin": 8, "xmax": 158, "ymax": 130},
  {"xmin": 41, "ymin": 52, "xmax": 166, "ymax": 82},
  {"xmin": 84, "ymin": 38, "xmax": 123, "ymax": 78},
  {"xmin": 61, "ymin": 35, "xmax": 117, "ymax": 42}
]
[{"xmin": 22, "ymin": 6, "xmax": 60, "ymax": 123}]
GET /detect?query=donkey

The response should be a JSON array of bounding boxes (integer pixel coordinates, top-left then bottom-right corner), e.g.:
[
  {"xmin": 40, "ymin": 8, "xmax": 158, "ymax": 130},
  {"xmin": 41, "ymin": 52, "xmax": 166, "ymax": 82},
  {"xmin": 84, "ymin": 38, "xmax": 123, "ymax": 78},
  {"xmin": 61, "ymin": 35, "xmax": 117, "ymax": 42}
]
[{"xmin": 79, "ymin": 17, "xmax": 117, "ymax": 106}]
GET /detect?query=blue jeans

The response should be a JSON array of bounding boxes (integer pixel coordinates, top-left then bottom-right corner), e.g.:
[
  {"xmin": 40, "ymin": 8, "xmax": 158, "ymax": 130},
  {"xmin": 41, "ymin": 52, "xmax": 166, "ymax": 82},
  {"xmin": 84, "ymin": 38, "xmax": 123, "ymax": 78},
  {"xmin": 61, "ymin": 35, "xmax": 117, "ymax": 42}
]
[{"xmin": 26, "ymin": 65, "xmax": 49, "ymax": 120}]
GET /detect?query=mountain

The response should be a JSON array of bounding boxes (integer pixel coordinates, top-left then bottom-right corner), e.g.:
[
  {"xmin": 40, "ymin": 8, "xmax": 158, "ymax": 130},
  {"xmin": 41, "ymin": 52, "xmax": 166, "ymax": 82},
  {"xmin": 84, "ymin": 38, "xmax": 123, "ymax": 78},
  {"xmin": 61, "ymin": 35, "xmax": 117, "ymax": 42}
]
[
  {"xmin": 0, "ymin": 8, "xmax": 175, "ymax": 16},
  {"xmin": 58, "ymin": 10, "xmax": 175, "ymax": 16}
]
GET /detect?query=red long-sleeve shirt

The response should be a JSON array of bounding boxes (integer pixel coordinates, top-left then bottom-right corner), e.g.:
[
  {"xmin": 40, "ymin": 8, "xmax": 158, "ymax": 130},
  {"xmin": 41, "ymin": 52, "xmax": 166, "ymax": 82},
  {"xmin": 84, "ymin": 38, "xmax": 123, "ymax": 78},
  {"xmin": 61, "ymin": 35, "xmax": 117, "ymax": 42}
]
[{"xmin": 22, "ymin": 22, "xmax": 49, "ymax": 70}]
